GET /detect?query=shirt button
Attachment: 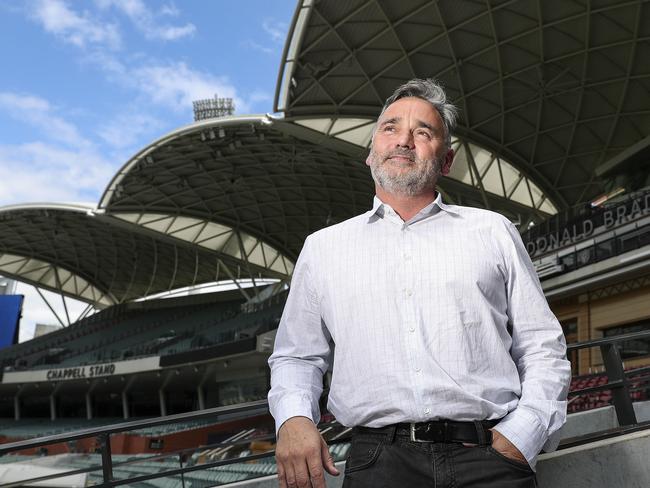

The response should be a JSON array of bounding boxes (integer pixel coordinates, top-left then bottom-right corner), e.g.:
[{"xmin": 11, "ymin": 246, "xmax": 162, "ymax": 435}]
[
  {"xmin": 405, "ymin": 289, "xmax": 413, "ymax": 297},
  {"xmin": 415, "ymin": 367, "xmax": 421, "ymax": 372},
  {"xmin": 424, "ymin": 408, "xmax": 431, "ymax": 415},
  {"xmin": 409, "ymin": 326, "xmax": 415, "ymax": 332},
  {"xmin": 404, "ymin": 254, "xmax": 412, "ymax": 261}
]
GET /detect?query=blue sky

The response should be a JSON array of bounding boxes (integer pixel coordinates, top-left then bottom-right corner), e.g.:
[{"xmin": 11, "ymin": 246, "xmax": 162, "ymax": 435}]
[
  {"xmin": 0, "ymin": 0, "xmax": 296, "ymax": 339},
  {"xmin": 0, "ymin": 0, "xmax": 295, "ymax": 206}
]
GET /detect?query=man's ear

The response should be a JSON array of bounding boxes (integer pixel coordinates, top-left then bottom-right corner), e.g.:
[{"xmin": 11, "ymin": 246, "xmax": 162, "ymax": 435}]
[
  {"xmin": 365, "ymin": 153, "xmax": 372, "ymax": 167},
  {"xmin": 440, "ymin": 148, "xmax": 454, "ymax": 176}
]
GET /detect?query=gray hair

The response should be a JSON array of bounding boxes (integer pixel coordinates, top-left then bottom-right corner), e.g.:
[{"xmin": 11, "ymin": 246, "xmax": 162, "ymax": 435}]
[{"xmin": 379, "ymin": 78, "xmax": 458, "ymax": 147}]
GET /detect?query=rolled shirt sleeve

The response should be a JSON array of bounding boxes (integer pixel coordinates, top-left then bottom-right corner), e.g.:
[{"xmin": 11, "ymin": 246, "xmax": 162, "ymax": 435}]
[
  {"xmin": 268, "ymin": 237, "xmax": 332, "ymax": 433},
  {"xmin": 492, "ymin": 219, "xmax": 572, "ymax": 468}
]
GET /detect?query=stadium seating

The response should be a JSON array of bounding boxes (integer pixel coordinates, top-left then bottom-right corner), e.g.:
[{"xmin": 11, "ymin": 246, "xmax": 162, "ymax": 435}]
[
  {"xmin": 568, "ymin": 368, "xmax": 650, "ymax": 413},
  {"xmin": 0, "ymin": 292, "xmax": 285, "ymax": 372}
]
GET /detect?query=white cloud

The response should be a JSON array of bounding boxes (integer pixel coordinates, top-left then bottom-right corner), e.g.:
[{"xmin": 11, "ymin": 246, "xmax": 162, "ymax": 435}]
[
  {"xmin": 160, "ymin": 3, "xmax": 179, "ymax": 17},
  {"xmin": 245, "ymin": 18, "xmax": 287, "ymax": 56},
  {"xmin": 262, "ymin": 18, "xmax": 287, "ymax": 44},
  {"xmin": 30, "ymin": 0, "xmax": 121, "ymax": 49},
  {"xmin": 97, "ymin": 0, "xmax": 196, "ymax": 41},
  {"xmin": 98, "ymin": 110, "xmax": 163, "ymax": 149},
  {"xmin": 0, "ymin": 142, "xmax": 114, "ymax": 206},
  {"xmin": 245, "ymin": 39, "xmax": 275, "ymax": 55},
  {"xmin": 0, "ymin": 92, "xmax": 92, "ymax": 149},
  {"xmin": 131, "ymin": 61, "xmax": 247, "ymax": 113}
]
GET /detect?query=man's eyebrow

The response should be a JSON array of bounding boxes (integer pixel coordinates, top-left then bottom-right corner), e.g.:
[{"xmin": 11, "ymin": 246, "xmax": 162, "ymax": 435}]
[
  {"xmin": 416, "ymin": 120, "xmax": 438, "ymax": 133},
  {"xmin": 379, "ymin": 116, "xmax": 400, "ymax": 126},
  {"xmin": 378, "ymin": 117, "xmax": 440, "ymax": 134}
]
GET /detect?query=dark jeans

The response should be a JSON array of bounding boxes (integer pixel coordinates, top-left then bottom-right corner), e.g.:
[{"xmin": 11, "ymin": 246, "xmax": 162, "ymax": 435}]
[{"xmin": 342, "ymin": 427, "xmax": 536, "ymax": 488}]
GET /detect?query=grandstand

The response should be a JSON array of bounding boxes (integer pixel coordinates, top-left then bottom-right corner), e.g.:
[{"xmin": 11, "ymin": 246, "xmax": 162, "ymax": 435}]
[{"xmin": 1, "ymin": 0, "xmax": 650, "ymax": 486}]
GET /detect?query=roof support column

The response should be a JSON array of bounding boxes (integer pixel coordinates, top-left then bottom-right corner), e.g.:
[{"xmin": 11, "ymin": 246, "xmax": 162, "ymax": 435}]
[
  {"xmin": 197, "ymin": 385, "xmax": 205, "ymax": 411},
  {"xmin": 197, "ymin": 366, "xmax": 212, "ymax": 411},
  {"xmin": 34, "ymin": 286, "xmax": 66, "ymax": 328},
  {"xmin": 86, "ymin": 393, "xmax": 93, "ymax": 420},
  {"xmin": 158, "ymin": 371, "xmax": 173, "ymax": 417},
  {"xmin": 54, "ymin": 268, "xmax": 71, "ymax": 327},
  {"xmin": 158, "ymin": 389, "xmax": 167, "ymax": 417},
  {"xmin": 122, "ymin": 376, "xmax": 136, "ymax": 420},
  {"xmin": 86, "ymin": 380, "xmax": 98, "ymax": 420},
  {"xmin": 121, "ymin": 391, "xmax": 129, "ymax": 420},
  {"xmin": 14, "ymin": 394, "xmax": 21, "ymax": 421},
  {"xmin": 49, "ymin": 394, "xmax": 57, "ymax": 421},
  {"xmin": 218, "ymin": 259, "xmax": 251, "ymax": 301}
]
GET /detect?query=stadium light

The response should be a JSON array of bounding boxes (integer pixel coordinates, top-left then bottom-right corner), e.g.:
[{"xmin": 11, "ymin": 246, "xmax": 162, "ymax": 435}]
[{"xmin": 192, "ymin": 94, "xmax": 235, "ymax": 121}]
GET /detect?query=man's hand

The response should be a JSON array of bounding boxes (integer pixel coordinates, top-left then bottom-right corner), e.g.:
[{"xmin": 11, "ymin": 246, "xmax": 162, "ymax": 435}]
[
  {"xmin": 275, "ymin": 416, "xmax": 340, "ymax": 488},
  {"xmin": 490, "ymin": 429, "xmax": 529, "ymax": 466}
]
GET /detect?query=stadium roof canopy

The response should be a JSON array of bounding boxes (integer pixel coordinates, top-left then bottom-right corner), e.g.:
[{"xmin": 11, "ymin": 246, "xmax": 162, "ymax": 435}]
[
  {"xmin": 275, "ymin": 0, "xmax": 650, "ymax": 211},
  {"xmin": 99, "ymin": 115, "xmax": 376, "ymax": 261},
  {"xmin": 0, "ymin": 203, "xmax": 282, "ymax": 308}
]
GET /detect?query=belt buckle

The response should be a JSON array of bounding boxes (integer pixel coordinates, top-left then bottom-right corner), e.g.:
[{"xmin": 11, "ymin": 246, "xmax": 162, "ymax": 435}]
[{"xmin": 410, "ymin": 423, "xmax": 417, "ymax": 442}]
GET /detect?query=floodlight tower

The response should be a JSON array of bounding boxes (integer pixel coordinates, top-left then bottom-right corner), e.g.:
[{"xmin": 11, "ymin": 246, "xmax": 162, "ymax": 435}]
[{"xmin": 192, "ymin": 95, "xmax": 235, "ymax": 121}]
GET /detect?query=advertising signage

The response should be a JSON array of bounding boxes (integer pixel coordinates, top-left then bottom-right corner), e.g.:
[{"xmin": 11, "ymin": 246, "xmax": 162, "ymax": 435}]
[
  {"xmin": 524, "ymin": 190, "xmax": 650, "ymax": 257},
  {"xmin": 0, "ymin": 295, "xmax": 23, "ymax": 350}
]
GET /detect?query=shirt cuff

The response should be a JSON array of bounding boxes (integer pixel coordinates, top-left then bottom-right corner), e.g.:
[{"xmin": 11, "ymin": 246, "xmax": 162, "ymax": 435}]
[
  {"xmin": 492, "ymin": 407, "xmax": 547, "ymax": 470},
  {"xmin": 271, "ymin": 393, "xmax": 319, "ymax": 435}
]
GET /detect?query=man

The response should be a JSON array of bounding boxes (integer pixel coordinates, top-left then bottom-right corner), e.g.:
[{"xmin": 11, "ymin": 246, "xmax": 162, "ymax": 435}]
[{"xmin": 268, "ymin": 78, "xmax": 571, "ymax": 488}]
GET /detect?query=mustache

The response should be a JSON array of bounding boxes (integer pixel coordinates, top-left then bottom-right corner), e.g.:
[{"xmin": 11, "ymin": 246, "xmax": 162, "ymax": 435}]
[{"xmin": 383, "ymin": 149, "xmax": 416, "ymax": 162}]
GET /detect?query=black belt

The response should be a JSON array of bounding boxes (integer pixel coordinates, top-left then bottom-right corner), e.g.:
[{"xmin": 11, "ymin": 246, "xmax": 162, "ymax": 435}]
[{"xmin": 355, "ymin": 419, "xmax": 499, "ymax": 444}]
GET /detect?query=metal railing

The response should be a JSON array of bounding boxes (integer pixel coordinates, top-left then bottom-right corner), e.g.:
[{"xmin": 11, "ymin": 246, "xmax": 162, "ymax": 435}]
[
  {"xmin": 566, "ymin": 330, "xmax": 650, "ymax": 426},
  {"xmin": 0, "ymin": 400, "xmax": 351, "ymax": 487},
  {"xmin": 1, "ymin": 332, "xmax": 649, "ymax": 487}
]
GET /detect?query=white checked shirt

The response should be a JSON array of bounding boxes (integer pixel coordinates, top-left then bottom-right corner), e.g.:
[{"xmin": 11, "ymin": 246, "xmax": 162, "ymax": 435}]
[{"xmin": 268, "ymin": 194, "xmax": 571, "ymax": 468}]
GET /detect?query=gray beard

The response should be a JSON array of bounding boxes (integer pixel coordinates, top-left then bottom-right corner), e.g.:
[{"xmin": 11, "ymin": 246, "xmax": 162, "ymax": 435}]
[{"xmin": 368, "ymin": 148, "xmax": 443, "ymax": 196}]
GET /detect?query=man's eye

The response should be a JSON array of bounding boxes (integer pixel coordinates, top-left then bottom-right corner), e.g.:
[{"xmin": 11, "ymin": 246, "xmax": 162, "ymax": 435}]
[
  {"xmin": 416, "ymin": 130, "xmax": 432, "ymax": 139},
  {"xmin": 383, "ymin": 125, "xmax": 395, "ymax": 132}
]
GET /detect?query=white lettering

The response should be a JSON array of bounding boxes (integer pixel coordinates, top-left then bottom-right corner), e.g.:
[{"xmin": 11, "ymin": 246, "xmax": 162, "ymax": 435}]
[
  {"xmin": 526, "ymin": 241, "xmax": 536, "ymax": 256},
  {"xmin": 604, "ymin": 210, "xmax": 614, "ymax": 227}
]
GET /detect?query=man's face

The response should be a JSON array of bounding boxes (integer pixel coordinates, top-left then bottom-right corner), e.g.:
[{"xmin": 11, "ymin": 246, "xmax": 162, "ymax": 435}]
[{"xmin": 366, "ymin": 97, "xmax": 454, "ymax": 196}]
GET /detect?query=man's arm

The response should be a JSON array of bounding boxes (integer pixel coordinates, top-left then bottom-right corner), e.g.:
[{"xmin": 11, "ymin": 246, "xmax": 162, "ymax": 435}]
[
  {"xmin": 268, "ymin": 236, "xmax": 339, "ymax": 487},
  {"xmin": 491, "ymin": 219, "xmax": 572, "ymax": 469}
]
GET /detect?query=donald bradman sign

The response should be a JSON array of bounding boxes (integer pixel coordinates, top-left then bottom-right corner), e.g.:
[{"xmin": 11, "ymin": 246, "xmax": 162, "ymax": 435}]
[{"xmin": 524, "ymin": 190, "xmax": 650, "ymax": 257}]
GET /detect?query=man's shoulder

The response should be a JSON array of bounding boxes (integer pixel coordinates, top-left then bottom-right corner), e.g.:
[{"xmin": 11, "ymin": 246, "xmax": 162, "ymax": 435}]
[
  {"xmin": 447, "ymin": 203, "xmax": 513, "ymax": 227},
  {"xmin": 305, "ymin": 211, "xmax": 371, "ymax": 244}
]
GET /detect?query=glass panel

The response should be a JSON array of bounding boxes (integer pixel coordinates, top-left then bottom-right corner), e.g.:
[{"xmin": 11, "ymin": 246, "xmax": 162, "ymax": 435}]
[
  {"xmin": 481, "ymin": 160, "xmax": 505, "ymax": 196},
  {"xmin": 509, "ymin": 179, "xmax": 532, "ymax": 206},
  {"xmin": 468, "ymin": 143, "xmax": 493, "ymax": 175},
  {"xmin": 294, "ymin": 118, "xmax": 333, "ymax": 133},
  {"xmin": 448, "ymin": 145, "xmax": 473, "ymax": 185}
]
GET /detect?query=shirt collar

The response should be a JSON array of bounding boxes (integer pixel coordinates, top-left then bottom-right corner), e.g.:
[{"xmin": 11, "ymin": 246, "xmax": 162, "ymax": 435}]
[{"xmin": 367, "ymin": 192, "xmax": 459, "ymax": 224}]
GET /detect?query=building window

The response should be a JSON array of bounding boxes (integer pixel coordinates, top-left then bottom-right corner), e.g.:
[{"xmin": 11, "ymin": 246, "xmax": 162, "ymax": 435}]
[{"xmin": 603, "ymin": 320, "xmax": 650, "ymax": 360}]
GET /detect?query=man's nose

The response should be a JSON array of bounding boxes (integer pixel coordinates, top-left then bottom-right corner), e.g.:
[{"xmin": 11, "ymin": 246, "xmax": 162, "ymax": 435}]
[{"xmin": 396, "ymin": 130, "xmax": 414, "ymax": 148}]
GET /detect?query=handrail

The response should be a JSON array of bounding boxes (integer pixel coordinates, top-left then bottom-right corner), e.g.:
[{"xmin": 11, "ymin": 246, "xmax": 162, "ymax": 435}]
[
  {"xmin": 0, "ymin": 330, "xmax": 648, "ymax": 486},
  {"xmin": 566, "ymin": 329, "xmax": 650, "ymax": 351},
  {"xmin": 564, "ymin": 331, "xmax": 650, "ymax": 426},
  {"xmin": 0, "ymin": 399, "xmax": 268, "ymax": 455}
]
